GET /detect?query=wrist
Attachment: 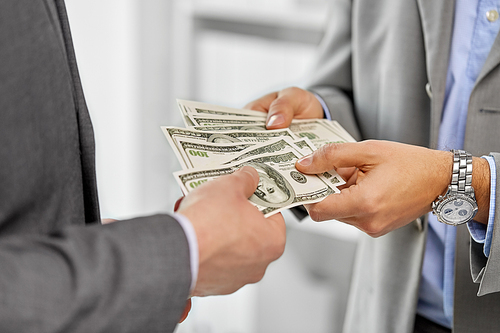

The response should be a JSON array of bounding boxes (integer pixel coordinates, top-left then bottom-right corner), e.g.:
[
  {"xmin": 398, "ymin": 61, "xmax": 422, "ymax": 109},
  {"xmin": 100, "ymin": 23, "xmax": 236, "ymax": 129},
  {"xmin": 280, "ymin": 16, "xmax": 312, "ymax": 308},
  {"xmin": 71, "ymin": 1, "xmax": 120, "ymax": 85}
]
[
  {"xmin": 435, "ymin": 150, "xmax": 454, "ymax": 198},
  {"xmin": 472, "ymin": 156, "xmax": 491, "ymax": 224}
]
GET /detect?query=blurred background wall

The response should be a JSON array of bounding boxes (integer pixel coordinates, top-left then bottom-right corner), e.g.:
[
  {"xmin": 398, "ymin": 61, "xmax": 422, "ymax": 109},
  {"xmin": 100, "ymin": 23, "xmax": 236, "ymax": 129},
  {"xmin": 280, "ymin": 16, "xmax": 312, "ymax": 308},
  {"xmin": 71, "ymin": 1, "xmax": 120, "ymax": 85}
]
[{"xmin": 65, "ymin": 0, "xmax": 360, "ymax": 332}]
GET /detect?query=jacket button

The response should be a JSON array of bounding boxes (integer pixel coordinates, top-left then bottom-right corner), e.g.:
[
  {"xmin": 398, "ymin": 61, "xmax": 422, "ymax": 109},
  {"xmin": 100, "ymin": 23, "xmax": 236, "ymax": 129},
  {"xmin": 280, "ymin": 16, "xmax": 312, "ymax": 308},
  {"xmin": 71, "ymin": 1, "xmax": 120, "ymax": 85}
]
[{"xmin": 425, "ymin": 83, "xmax": 432, "ymax": 99}]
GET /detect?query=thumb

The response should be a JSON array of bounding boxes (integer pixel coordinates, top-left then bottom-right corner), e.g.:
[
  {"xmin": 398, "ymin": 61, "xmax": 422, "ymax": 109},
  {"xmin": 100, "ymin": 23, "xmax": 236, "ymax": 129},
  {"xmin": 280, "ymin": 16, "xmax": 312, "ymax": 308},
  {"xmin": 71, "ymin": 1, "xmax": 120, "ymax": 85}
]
[
  {"xmin": 266, "ymin": 90, "xmax": 296, "ymax": 129},
  {"xmin": 229, "ymin": 166, "xmax": 260, "ymax": 198},
  {"xmin": 296, "ymin": 142, "xmax": 366, "ymax": 174}
]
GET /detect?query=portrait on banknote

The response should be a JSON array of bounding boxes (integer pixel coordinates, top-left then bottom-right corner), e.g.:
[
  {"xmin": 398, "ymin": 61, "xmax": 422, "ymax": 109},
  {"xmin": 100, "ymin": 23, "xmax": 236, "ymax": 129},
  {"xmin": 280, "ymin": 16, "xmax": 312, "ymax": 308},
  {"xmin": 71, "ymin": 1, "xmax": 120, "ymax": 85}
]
[{"xmin": 246, "ymin": 162, "xmax": 295, "ymax": 208}]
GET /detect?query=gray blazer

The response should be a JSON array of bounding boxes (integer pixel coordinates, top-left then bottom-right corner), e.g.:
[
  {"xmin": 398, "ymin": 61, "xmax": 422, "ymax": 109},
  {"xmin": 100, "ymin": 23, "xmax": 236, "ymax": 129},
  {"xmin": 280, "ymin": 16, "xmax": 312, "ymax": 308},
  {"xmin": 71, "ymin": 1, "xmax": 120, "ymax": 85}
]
[
  {"xmin": 307, "ymin": 0, "xmax": 500, "ymax": 332},
  {"xmin": 0, "ymin": 1, "xmax": 190, "ymax": 332}
]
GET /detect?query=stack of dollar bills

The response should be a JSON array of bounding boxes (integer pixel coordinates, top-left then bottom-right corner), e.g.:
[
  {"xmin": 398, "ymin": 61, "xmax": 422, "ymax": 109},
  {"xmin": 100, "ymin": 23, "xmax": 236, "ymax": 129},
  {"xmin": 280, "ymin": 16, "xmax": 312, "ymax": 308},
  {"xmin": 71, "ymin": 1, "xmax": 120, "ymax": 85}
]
[{"xmin": 162, "ymin": 99, "xmax": 356, "ymax": 217}]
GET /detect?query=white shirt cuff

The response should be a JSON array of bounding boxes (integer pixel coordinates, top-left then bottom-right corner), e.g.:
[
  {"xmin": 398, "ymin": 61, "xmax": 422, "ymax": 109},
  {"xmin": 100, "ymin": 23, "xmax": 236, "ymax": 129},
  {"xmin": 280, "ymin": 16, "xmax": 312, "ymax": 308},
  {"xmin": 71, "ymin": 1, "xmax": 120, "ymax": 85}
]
[{"xmin": 172, "ymin": 213, "xmax": 198, "ymax": 293}]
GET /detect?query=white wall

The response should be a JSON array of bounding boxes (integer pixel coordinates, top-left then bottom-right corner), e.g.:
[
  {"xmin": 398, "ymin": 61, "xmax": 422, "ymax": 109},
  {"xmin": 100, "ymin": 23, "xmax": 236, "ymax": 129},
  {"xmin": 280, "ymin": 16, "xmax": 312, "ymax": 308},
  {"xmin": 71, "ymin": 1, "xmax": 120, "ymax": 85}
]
[
  {"xmin": 66, "ymin": 0, "xmax": 183, "ymax": 219},
  {"xmin": 65, "ymin": 0, "xmax": 144, "ymax": 219}
]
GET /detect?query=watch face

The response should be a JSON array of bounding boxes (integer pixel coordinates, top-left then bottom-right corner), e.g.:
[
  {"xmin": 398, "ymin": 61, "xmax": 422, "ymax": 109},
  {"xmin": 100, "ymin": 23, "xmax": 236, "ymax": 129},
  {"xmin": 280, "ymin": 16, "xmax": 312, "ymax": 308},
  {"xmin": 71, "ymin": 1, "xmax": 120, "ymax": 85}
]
[{"xmin": 438, "ymin": 196, "xmax": 478, "ymax": 225}]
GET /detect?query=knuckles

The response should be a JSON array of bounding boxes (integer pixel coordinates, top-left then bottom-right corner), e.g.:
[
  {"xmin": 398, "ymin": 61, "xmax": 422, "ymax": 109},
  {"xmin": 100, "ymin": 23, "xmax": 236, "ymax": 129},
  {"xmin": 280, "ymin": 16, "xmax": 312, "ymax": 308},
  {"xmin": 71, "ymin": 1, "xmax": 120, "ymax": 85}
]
[{"xmin": 283, "ymin": 86, "xmax": 306, "ymax": 96}]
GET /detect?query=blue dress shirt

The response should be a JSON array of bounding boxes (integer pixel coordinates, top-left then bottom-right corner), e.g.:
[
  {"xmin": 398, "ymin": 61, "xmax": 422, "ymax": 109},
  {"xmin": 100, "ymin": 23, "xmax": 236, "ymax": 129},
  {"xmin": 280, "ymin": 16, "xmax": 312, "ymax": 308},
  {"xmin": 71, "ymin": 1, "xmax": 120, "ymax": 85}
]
[{"xmin": 417, "ymin": 0, "xmax": 500, "ymax": 328}]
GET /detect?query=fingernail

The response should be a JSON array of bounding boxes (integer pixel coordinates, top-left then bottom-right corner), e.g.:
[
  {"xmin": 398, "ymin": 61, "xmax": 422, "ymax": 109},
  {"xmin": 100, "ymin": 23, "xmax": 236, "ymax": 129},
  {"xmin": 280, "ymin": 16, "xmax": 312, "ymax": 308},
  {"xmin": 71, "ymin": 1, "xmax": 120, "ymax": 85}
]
[
  {"xmin": 297, "ymin": 155, "xmax": 313, "ymax": 167},
  {"xmin": 267, "ymin": 114, "xmax": 284, "ymax": 128}
]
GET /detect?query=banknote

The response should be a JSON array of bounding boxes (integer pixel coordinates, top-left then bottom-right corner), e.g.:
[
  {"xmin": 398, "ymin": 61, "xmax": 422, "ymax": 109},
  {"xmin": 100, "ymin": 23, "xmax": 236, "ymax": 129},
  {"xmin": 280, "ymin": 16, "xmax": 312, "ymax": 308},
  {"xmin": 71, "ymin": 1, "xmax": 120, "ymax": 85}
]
[
  {"xmin": 170, "ymin": 138, "xmax": 257, "ymax": 170},
  {"xmin": 189, "ymin": 118, "xmax": 354, "ymax": 148},
  {"xmin": 177, "ymin": 99, "xmax": 266, "ymax": 118},
  {"xmin": 220, "ymin": 139, "xmax": 345, "ymax": 188},
  {"xmin": 191, "ymin": 124, "xmax": 267, "ymax": 132},
  {"xmin": 177, "ymin": 101, "xmax": 196, "ymax": 127},
  {"xmin": 325, "ymin": 120, "xmax": 357, "ymax": 142},
  {"xmin": 164, "ymin": 100, "xmax": 358, "ymax": 217},
  {"xmin": 174, "ymin": 149, "xmax": 340, "ymax": 217},
  {"xmin": 169, "ymin": 135, "xmax": 314, "ymax": 170},
  {"xmin": 288, "ymin": 119, "xmax": 353, "ymax": 148},
  {"xmin": 292, "ymin": 137, "xmax": 317, "ymax": 155},
  {"xmin": 221, "ymin": 137, "xmax": 313, "ymax": 165},
  {"xmin": 178, "ymin": 100, "xmax": 356, "ymax": 144},
  {"xmin": 162, "ymin": 126, "xmax": 299, "ymax": 155},
  {"xmin": 170, "ymin": 134, "xmax": 344, "ymax": 185},
  {"xmin": 187, "ymin": 114, "xmax": 267, "ymax": 127}
]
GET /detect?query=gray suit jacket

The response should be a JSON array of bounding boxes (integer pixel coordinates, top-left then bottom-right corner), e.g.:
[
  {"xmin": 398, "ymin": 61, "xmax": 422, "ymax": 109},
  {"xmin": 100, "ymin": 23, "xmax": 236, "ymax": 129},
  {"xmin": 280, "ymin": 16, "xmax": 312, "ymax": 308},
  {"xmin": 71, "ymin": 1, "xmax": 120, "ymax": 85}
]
[
  {"xmin": 0, "ymin": 1, "xmax": 190, "ymax": 332},
  {"xmin": 307, "ymin": 0, "xmax": 500, "ymax": 332}
]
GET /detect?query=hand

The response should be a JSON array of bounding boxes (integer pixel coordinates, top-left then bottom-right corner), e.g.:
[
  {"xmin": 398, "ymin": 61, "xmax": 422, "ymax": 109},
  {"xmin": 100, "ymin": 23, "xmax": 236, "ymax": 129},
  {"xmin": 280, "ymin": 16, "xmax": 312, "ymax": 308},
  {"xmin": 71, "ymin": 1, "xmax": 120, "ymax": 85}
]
[
  {"xmin": 295, "ymin": 140, "xmax": 458, "ymax": 237},
  {"xmin": 177, "ymin": 166, "xmax": 286, "ymax": 296},
  {"xmin": 244, "ymin": 87, "xmax": 324, "ymax": 129}
]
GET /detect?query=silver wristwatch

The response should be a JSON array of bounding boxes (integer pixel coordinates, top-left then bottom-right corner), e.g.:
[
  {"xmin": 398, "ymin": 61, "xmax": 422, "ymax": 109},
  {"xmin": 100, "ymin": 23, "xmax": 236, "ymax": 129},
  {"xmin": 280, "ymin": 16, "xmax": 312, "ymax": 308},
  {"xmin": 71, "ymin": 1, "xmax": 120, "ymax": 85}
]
[{"xmin": 432, "ymin": 149, "xmax": 478, "ymax": 226}]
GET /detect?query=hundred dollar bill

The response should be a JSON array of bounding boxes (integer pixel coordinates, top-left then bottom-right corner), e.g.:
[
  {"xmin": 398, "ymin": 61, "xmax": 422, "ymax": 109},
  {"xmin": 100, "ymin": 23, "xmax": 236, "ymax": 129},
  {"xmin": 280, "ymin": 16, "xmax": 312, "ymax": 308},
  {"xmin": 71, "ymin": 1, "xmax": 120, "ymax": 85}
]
[
  {"xmin": 188, "ymin": 114, "xmax": 267, "ymax": 127},
  {"xmin": 170, "ymin": 137, "xmax": 257, "ymax": 170},
  {"xmin": 174, "ymin": 149, "xmax": 340, "ymax": 217},
  {"xmin": 292, "ymin": 137, "xmax": 317, "ymax": 155},
  {"xmin": 170, "ymin": 131, "xmax": 318, "ymax": 171},
  {"xmin": 190, "ymin": 119, "xmax": 354, "ymax": 147},
  {"xmin": 170, "ymin": 135, "xmax": 344, "ymax": 186},
  {"xmin": 161, "ymin": 126, "xmax": 299, "ymax": 155},
  {"xmin": 191, "ymin": 124, "xmax": 267, "ymax": 132},
  {"xmin": 221, "ymin": 138, "xmax": 345, "ymax": 188},
  {"xmin": 221, "ymin": 137, "xmax": 313, "ymax": 165},
  {"xmin": 173, "ymin": 137, "xmax": 303, "ymax": 170},
  {"xmin": 178, "ymin": 100, "xmax": 357, "ymax": 143},
  {"xmin": 288, "ymin": 119, "xmax": 353, "ymax": 148},
  {"xmin": 177, "ymin": 99, "xmax": 266, "ymax": 118},
  {"xmin": 177, "ymin": 102, "xmax": 196, "ymax": 127},
  {"xmin": 327, "ymin": 120, "xmax": 357, "ymax": 142}
]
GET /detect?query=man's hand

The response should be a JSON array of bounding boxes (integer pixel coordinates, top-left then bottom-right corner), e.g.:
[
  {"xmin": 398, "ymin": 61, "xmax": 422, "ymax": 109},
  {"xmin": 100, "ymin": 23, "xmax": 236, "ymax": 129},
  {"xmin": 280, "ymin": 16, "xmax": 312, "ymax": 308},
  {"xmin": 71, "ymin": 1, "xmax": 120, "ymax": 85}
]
[
  {"xmin": 295, "ymin": 140, "xmax": 490, "ymax": 237},
  {"xmin": 244, "ymin": 87, "xmax": 324, "ymax": 129},
  {"xmin": 177, "ymin": 166, "xmax": 286, "ymax": 296}
]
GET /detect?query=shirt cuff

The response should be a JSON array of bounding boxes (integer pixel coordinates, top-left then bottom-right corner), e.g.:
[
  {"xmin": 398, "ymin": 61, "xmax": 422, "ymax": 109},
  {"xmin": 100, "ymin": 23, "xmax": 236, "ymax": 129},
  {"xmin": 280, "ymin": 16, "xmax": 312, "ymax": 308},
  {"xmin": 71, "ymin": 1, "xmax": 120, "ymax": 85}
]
[
  {"xmin": 172, "ymin": 212, "xmax": 199, "ymax": 294},
  {"xmin": 467, "ymin": 155, "xmax": 496, "ymax": 257},
  {"xmin": 313, "ymin": 92, "xmax": 331, "ymax": 120}
]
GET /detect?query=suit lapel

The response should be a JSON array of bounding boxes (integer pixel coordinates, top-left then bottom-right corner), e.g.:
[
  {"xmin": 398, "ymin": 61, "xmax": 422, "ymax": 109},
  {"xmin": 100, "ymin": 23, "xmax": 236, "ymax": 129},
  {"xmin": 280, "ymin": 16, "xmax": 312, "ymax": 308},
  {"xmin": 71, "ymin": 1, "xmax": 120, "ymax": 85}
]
[{"xmin": 416, "ymin": 0, "xmax": 455, "ymax": 149}]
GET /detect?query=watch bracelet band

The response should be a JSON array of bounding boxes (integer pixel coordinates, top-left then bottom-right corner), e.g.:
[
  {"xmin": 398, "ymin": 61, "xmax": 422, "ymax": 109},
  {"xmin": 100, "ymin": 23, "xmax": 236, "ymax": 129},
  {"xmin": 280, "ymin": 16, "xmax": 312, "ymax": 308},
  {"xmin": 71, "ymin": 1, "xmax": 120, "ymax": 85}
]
[{"xmin": 450, "ymin": 149, "xmax": 473, "ymax": 196}]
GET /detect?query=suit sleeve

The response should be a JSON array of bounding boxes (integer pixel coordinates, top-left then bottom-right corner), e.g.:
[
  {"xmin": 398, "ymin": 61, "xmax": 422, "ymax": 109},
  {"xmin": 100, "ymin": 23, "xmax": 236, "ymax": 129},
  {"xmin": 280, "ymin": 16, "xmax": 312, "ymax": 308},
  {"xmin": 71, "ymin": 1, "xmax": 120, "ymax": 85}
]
[
  {"xmin": 0, "ymin": 214, "xmax": 191, "ymax": 333},
  {"xmin": 306, "ymin": 0, "xmax": 361, "ymax": 141}
]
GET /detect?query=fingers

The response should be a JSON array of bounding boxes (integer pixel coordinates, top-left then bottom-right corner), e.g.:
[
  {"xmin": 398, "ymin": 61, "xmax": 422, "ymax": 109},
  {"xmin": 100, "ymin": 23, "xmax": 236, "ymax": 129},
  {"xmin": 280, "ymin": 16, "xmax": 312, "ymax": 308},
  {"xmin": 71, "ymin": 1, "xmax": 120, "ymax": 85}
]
[
  {"xmin": 244, "ymin": 92, "xmax": 278, "ymax": 112},
  {"xmin": 265, "ymin": 90, "xmax": 297, "ymax": 129},
  {"xmin": 296, "ymin": 141, "xmax": 376, "ymax": 174},
  {"xmin": 304, "ymin": 190, "xmax": 357, "ymax": 222},
  {"xmin": 266, "ymin": 87, "xmax": 313, "ymax": 129},
  {"xmin": 245, "ymin": 87, "xmax": 324, "ymax": 130}
]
